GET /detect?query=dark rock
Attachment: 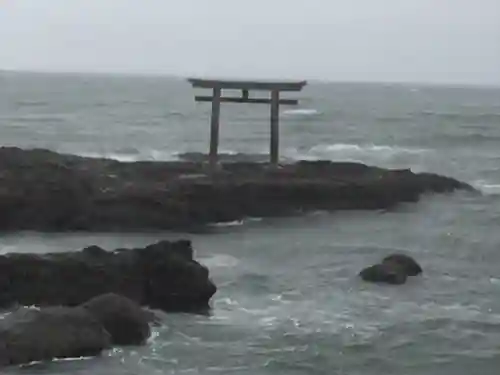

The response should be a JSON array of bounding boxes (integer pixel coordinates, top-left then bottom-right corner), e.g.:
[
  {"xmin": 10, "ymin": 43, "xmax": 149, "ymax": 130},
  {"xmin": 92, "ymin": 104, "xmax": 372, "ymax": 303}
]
[
  {"xmin": 0, "ymin": 147, "xmax": 475, "ymax": 231},
  {"xmin": 359, "ymin": 263, "xmax": 408, "ymax": 285},
  {"xmin": 382, "ymin": 253, "xmax": 422, "ymax": 276},
  {"xmin": 81, "ymin": 245, "xmax": 108, "ymax": 257},
  {"xmin": 0, "ymin": 306, "xmax": 111, "ymax": 367},
  {"xmin": 80, "ymin": 293, "xmax": 150, "ymax": 346},
  {"xmin": 0, "ymin": 240, "xmax": 216, "ymax": 314},
  {"xmin": 360, "ymin": 253, "xmax": 423, "ymax": 285}
]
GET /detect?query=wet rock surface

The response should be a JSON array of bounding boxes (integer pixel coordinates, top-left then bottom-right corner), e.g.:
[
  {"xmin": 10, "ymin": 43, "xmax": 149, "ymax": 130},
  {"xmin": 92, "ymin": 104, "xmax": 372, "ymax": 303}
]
[
  {"xmin": 0, "ymin": 306, "xmax": 111, "ymax": 367},
  {"xmin": 80, "ymin": 293, "xmax": 151, "ymax": 346},
  {"xmin": 0, "ymin": 147, "xmax": 475, "ymax": 232},
  {"xmin": 359, "ymin": 254, "xmax": 423, "ymax": 285},
  {"xmin": 0, "ymin": 294, "xmax": 156, "ymax": 368},
  {"xmin": 0, "ymin": 239, "xmax": 216, "ymax": 314}
]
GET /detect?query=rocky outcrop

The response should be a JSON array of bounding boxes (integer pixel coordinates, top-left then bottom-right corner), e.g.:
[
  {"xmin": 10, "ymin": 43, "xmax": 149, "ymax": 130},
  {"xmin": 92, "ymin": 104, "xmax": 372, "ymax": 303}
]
[
  {"xmin": 0, "ymin": 147, "xmax": 475, "ymax": 232},
  {"xmin": 359, "ymin": 254, "xmax": 422, "ymax": 285},
  {"xmin": 0, "ymin": 240, "xmax": 216, "ymax": 314},
  {"xmin": 80, "ymin": 293, "xmax": 151, "ymax": 346},
  {"xmin": 359, "ymin": 263, "xmax": 408, "ymax": 285},
  {"xmin": 0, "ymin": 293, "xmax": 154, "ymax": 367},
  {"xmin": 0, "ymin": 306, "xmax": 111, "ymax": 367},
  {"xmin": 381, "ymin": 254, "xmax": 423, "ymax": 277}
]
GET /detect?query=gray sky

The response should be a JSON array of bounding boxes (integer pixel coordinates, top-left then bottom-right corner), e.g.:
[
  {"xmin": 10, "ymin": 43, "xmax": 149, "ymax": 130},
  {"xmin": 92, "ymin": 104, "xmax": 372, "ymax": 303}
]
[{"xmin": 1, "ymin": 0, "xmax": 499, "ymax": 85}]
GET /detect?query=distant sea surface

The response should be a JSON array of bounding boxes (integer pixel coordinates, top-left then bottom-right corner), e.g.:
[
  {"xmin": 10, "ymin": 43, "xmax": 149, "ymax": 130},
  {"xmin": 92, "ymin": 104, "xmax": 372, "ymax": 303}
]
[{"xmin": 1, "ymin": 71, "xmax": 500, "ymax": 375}]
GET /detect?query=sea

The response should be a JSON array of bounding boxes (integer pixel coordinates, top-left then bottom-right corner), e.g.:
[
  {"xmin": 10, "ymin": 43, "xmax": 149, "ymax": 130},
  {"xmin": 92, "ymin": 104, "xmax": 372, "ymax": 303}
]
[{"xmin": 1, "ymin": 71, "xmax": 500, "ymax": 375}]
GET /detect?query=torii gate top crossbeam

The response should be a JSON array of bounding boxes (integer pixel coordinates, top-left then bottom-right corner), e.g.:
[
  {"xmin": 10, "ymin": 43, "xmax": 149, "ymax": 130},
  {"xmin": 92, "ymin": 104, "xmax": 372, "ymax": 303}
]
[{"xmin": 187, "ymin": 78, "xmax": 307, "ymax": 92}]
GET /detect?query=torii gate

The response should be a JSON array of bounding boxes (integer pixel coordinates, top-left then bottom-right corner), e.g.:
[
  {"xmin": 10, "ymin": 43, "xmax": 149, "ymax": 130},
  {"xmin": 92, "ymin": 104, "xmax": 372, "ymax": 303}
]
[{"xmin": 187, "ymin": 78, "xmax": 307, "ymax": 169}]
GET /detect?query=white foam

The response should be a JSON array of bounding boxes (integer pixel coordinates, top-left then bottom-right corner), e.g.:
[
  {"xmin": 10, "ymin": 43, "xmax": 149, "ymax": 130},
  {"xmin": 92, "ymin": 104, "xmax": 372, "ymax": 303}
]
[
  {"xmin": 19, "ymin": 356, "xmax": 95, "ymax": 368},
  {"xmin": 209, "ymin": 217, "xmax": 263, "ymax": 228},
  {"xmin": 285, "ymin": 143, "xmax": 430, "ymax": 164},
  {"xmin": 210, "ymin": 220, "xmax": 244, "ymax": 227},
  {"xmin": 473, "ymin": 180, "xmax": 500, "ymax": 195},
  {"xmin": 310, "ymin": 143, "xmax": 428, "ymax": 155},
  {"xmin": 0, "ymin": 245, "xmax": 19, "ymax": 255},
  {"xmin": 77, "ymin": 149, "xmax": 178, "ymax": 163},
  {"xmin": 282, "ymin": 108, "xmax": 320, "ymax": 116},
  {"xmin": 78, "ymin": 148, "xmax": 244, "ymax": 163},
  {"xmin": 246, "ymin": 217, "xmax": 263, "ymax": 222},
  {"xmin": 200, "ymin": 254, "xmax": 240, "ymax": 268}
]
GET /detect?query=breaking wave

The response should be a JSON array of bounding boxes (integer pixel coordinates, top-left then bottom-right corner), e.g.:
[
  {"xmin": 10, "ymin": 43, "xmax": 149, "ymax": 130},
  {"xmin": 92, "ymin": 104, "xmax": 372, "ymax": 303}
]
[
  {"xmin": 72, "ymin": 143, "xmax": 432, "ymax": 168},
  {"xmin": 77, "ymin": 148, "xmax": 178, "ymax": 162},
  {"xmin": 282, "ymin": 109, "xmax": 321, "ymax": 117},
  {"xmin": 473, "ymin": 180, "xmax": 500, "ymax": 196},
  {"xmin": 284, "ymin": 143, "xmax": 431, "ymax": 165}
]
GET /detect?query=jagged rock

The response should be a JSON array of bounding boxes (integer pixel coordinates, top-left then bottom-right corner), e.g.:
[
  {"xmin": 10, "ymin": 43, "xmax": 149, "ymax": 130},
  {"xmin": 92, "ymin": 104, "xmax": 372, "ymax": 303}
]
[
  {"xmin": 0, "ymin": 147, "xmax": 475, "ymax": 232},
  {"xmin": 80, "ymin": 293, "xmax": 151, "ymax": 346},
  {"xmin": 0, "ymin": 306, "xmax": 111, "ymax": 367},
  {"xmin": 0, "ymin": 240, "xmax": 216, "ymax": 314},
  {"xmin": 382, "ymin": 254, "xmax": 422, "ymax": 276}
]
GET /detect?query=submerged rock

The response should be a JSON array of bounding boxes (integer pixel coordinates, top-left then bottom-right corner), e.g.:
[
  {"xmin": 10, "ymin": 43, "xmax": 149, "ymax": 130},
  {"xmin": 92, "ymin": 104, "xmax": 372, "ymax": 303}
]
[
  {"xmin": 360, "ymin": 254, "xmax": 422, "ymax": 285},
  {"xmin": 359, "ymin": 263, "xmax": 408, "ymax": 285},
  {"xmin": 0, "ymin": 147, "xmax": 475, "ymax": 232},
  {"xmin": 382, "ymin": 253, "xmax": 423, "ymax": 276},
  {"xmin": 0, "ymin": 306, "xmax": 111, "ymax": 367},
  {"xmin": 80, "ymin": 293, "xmax": 151, "ymax": 346},
  {"xmin": 0, "ymin": 293, "xmax": 156, "ymax": 368},
  {"xmin": 0, "ymin": 240, "xmax": 217, "ymax": 314}
]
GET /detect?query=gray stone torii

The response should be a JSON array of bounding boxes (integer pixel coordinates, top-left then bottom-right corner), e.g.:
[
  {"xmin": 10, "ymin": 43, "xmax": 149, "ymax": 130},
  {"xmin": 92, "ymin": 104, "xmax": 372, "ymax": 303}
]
[{"xmin": 187, "ymin": 78, "xmax": 307, "ymax": 169}]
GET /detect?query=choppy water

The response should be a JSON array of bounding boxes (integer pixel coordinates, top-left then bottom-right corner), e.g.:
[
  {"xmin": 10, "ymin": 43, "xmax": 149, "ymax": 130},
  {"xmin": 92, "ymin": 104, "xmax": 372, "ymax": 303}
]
[{"xmin": 1, "ymin": 71, "xmax": 500, "ymax": 374}]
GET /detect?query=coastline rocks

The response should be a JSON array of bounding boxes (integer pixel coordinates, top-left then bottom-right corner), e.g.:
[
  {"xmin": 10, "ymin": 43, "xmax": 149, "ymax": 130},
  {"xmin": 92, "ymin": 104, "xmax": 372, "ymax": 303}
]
[
  {"xmin": 0, "ymin": 147, "xmax": 475, "ymax": 232},
  {"xmin": 0, "ymin": 306, "xmax": 111, "ymax": 367},
  {"xmin": 79, "ymin": 293, "xmax": 151, "ymax": 346},
  {"xmin": 0, "ymin": 294, "xmax": 154, "ymax": 367},
  {"xmin": 0, "ymin": 240, "xmax": 217, "ymax": 314},
  {"xmin": 359, "ymin": 254, "xmax": 422, "ymax": 285}
]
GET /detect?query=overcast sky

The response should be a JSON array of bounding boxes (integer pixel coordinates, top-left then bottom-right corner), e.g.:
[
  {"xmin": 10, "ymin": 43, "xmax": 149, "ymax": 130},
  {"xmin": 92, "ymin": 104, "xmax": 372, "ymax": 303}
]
[{"xmin": 1, "ymin": 0, "xmax": 499, "ymax": 85}]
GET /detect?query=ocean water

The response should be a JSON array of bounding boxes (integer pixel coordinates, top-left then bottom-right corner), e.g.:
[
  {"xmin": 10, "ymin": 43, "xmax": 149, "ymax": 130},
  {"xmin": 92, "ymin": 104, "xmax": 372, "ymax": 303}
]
[{"xmin": 1, "ymin": 71, "xmax": 500, "ymax": 374}]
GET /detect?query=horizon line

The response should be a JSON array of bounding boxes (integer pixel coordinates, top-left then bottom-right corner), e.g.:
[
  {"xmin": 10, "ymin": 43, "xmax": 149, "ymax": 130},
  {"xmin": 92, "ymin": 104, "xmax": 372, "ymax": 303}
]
[{"xmin": 1, "ymin": 68, "xmax": 499, "ymax": 89}]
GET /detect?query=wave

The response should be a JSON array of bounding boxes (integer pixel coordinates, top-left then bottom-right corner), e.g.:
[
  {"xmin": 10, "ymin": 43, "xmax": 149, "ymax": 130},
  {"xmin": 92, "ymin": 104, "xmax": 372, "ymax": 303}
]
[
  {"xmin": 376, "ymin": 110, "xmax": 500, "ymax": 124},
  {"xmin": 473, "ymin": 180, "xmax": 500, "ymax": 196},
  {"xmin": 209, "ymin": 217, "xmax": 263, "ymax": 229},
  {"xmin": 289, "ymin": 143, "xmax": 431, "ymax": 164},
  {"xmin": 16, "ymin": 100, "xmax": 50, "ymax": 107},
  {"xmin": 18, "ymin": 355, "xmax": 95, "ymax": 369},
  {"xmin": 282, "ymin": 109, "xmax": 321, "ymax": 117},
  {"xmin": 1, "ymin": 113, "xmax": 73, "ymax": 124},
  {"xmin": 210, "ymin": 220, "xmax": 245, "ymax": 228},
  {"xmin": 78, "ymin": 149, "xmax": 178, "ymax": 163},
  {"xmin": 199, "ymin": 254, "xmax": 240, "ymax": 268},
  {"xmin": 431, "ymin": 132, "xmax": 500, "ymax": 145},
  {"xmin": 417, "ymin": 110, "xmax": 500, "ymax": 122},
  {"xmin": 72, "ymin": 143, "xmax": 430, "ymax": 167},
  {"xmin": 166, "ymin": 110, "xmax": 185, "ymax": 117},
  {"xmin": 310, "ymin": 143, "xmax": 428, "ymax": 154},
  {"xmin": 75, "ymin": 149, "xmax": 248, "ymax": 163}
]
